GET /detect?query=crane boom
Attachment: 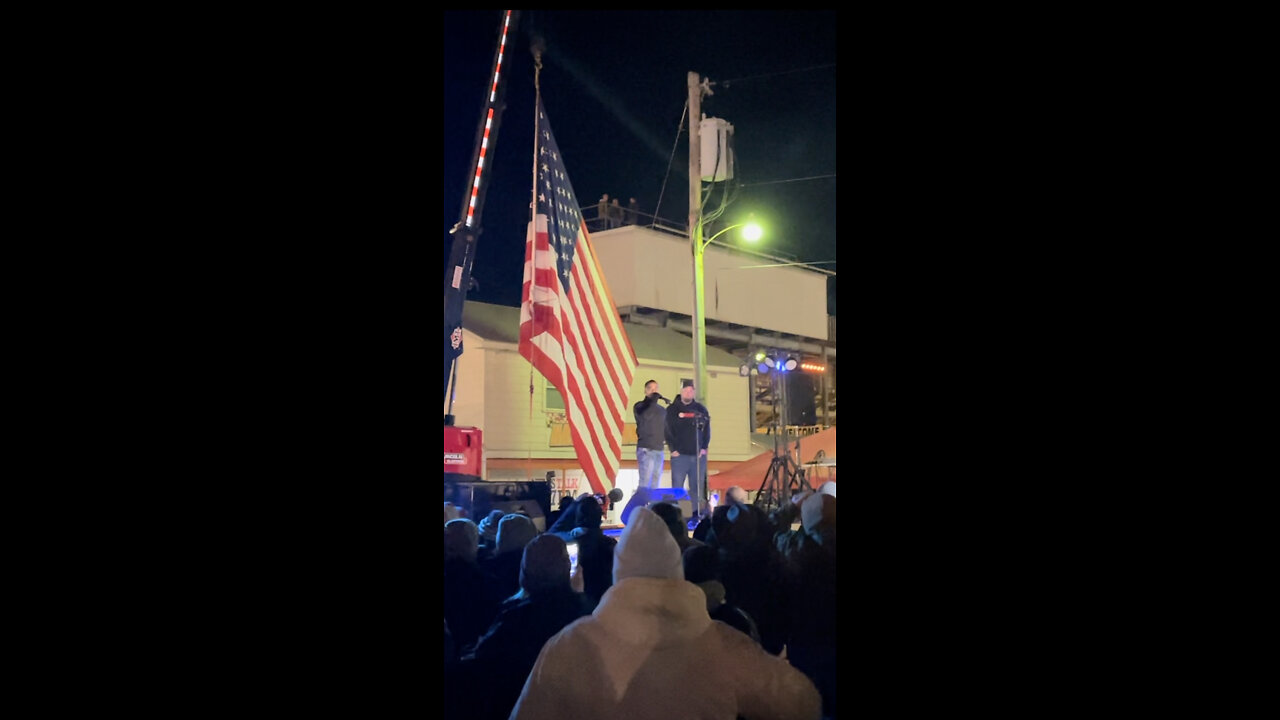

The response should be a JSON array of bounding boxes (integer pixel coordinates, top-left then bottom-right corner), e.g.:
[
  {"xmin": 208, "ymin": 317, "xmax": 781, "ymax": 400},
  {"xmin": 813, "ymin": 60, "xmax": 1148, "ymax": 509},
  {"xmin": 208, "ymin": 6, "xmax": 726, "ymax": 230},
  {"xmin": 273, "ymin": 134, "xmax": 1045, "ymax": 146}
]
[{"xmin": 444, "ymin": 10, "xmax": 520, "ymax": 417}]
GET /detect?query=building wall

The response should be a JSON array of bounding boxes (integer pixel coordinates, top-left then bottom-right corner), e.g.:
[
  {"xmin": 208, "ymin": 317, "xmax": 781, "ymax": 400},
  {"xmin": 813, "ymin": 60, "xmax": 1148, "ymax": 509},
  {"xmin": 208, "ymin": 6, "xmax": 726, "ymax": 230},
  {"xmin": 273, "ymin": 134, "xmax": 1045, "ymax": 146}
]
[
  {"xmin": 706, "ymin": 253, "xmax": 828, "ymax": 340},
  {"xmin": 626, "ymin": 361, "xmax": 753, "ymax": 460},
  {"xmin": 592, "ymin": 226, "xmax": 828, "ymax": 340},
  {"xmin": 482, "ymin": 344, "xmax": 576, "ymax": 460},
  {"xmin": 447, "ymin": 331, "xmax": 487, "ymax": 429},
  {"xmin": 450, "ymin": 335, "xmax": 756, "ymax": 482}
]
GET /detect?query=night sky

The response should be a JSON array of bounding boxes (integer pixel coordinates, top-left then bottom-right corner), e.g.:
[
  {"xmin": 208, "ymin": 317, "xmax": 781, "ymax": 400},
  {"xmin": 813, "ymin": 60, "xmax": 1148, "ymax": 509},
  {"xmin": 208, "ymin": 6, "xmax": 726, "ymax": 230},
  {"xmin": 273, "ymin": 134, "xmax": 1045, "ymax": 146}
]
[{"xmin": 443, "ymin": 10, "xmax": 838, "ymax": 314}]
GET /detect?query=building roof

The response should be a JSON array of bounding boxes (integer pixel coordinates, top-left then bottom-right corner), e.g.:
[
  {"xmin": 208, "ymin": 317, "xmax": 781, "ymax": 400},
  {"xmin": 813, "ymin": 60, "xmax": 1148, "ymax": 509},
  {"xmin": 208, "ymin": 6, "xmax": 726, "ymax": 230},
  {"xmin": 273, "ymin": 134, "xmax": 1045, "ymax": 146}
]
[{"xmin": 462, "ymin": 301, "xmax": 743, "ymax": 368}]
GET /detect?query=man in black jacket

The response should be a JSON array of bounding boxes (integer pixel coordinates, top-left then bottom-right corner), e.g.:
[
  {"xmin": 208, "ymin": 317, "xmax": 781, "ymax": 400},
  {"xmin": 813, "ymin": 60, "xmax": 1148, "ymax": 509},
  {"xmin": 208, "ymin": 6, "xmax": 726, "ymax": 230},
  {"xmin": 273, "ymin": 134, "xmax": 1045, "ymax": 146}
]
[
  {"xmin": 666, "ymin": 379, "xmax": 711, "ymax": 519},
  {"xmin": 633, "ymin": 380, "xmax": 668, "ymax": 492}
]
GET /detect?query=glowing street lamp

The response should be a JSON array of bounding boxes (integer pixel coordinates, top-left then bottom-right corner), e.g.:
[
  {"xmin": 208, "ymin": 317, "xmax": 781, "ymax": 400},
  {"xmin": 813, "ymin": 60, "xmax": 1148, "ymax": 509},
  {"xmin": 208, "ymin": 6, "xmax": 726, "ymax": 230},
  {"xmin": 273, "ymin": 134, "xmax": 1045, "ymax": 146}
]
[{"xmin": 692, "ymin": 216, "xmax": 764, "ymax": 404}]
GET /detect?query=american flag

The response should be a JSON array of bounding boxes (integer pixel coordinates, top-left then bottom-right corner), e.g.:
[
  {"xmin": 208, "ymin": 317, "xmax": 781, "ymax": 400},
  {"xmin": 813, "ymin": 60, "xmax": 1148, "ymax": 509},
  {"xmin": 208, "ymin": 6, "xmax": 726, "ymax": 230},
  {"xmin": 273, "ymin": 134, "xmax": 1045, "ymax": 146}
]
[{"xmin": 519, "ymin": 98, "xmax": 638, "ymax": 497}]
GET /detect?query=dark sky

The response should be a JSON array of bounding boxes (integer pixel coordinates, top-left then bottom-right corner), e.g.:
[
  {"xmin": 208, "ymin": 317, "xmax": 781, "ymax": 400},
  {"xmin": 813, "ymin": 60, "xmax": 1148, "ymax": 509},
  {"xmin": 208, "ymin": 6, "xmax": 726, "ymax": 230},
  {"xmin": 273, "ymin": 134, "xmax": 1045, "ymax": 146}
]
[{"xmin": 443, "ymin": 10, "xmax": 837, "ymax": 312}]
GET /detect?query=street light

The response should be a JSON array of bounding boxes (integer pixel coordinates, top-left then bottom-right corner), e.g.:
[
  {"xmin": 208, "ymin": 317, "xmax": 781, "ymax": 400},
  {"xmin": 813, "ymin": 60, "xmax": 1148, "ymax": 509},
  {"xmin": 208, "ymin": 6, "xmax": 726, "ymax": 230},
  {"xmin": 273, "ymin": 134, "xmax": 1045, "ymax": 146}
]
[
  {"xmin": 703, "ymin": 218, "xmax": 763, "ymax": 248},
  {"xmin": 691, "ymin": 216, "xmax": 763, "ymax": 407}
]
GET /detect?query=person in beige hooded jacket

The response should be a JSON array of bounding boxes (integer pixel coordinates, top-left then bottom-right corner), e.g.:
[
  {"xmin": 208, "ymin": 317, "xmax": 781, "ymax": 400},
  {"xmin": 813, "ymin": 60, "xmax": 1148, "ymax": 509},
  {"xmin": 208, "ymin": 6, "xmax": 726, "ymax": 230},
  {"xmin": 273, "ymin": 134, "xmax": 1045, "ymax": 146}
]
[{"xmin": 508, "ymin": 507, "xmax": 822, "ymax": 720}]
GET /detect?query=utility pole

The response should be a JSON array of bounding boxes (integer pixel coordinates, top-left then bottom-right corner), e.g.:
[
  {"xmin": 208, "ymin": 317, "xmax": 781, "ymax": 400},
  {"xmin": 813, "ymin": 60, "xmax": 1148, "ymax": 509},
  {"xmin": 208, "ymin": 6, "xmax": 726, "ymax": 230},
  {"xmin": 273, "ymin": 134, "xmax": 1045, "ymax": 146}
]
[{"xmin": 688, "ymin": 71, "xmax": 710, "ymax": 405}]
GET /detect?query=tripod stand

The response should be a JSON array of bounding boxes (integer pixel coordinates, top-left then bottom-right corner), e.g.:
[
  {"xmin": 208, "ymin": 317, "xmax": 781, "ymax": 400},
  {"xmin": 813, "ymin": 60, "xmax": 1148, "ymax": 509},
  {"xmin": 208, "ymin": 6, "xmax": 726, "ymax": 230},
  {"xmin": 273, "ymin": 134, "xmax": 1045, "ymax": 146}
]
[
  {"xmin": 754, "ymin": 368, "xmax": 807, "ymax": 511},
  {"xmin": 755, "ymin": 430, "xmax": 807, "ymax": 511}
]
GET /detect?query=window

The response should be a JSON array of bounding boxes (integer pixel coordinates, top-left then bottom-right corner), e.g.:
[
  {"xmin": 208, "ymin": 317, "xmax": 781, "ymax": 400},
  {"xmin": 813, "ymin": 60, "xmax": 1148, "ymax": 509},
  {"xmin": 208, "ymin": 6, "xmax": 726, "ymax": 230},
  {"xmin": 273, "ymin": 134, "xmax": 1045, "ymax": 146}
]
[{"xmin": 546, "ymin": 386, "xmax": 564, "ymax": 410}]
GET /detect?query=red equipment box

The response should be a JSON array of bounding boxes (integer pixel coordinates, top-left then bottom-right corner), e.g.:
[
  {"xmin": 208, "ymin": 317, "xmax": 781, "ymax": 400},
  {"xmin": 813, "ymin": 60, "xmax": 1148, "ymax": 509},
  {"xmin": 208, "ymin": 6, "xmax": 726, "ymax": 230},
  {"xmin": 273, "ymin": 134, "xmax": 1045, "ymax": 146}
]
[{"xmin": 443, "ymin": 426, "xmax": 484, "ymax": 479}]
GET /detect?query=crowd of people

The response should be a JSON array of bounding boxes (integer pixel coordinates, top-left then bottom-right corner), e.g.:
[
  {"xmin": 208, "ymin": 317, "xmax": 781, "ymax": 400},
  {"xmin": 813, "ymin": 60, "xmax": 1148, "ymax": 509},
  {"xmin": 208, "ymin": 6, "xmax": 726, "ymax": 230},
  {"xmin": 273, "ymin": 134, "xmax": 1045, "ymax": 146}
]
[{"xmin": 442, "ymin": 482, "xmax": 838, "ymax": 719}]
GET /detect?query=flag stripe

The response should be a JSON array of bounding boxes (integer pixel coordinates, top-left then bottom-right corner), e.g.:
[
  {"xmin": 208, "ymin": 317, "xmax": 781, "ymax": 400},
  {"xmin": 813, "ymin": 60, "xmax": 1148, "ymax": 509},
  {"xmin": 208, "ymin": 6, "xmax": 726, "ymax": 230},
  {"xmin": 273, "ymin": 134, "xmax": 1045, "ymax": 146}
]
[
  {"xmin": 578, "ymin": 227, "xmax": 639, "ymax": 366},
  {"xmin": 577, "ymin": 225, "xmax": 639, "ymax": 368},
  {"xmin": 553, "ymin": 318, "xmax": 616, "ymax": 484},
  {"xmin": 524, "ymin": 338, "xmax": 609, "ymax": 488},
  {"xmin": 547, "ymin": 222, "xmax": 623, "ymax": 465},
  {"xmin": 565, "ymin": 246, "xmax": 627, "ymax": 429},
  {"xmin": 570, "ymin": 225, "xmax": 630, "ymax": 413},
  {"xmin": 518, "ymin": 99, "xmax": 637, "ymax": 497},
  {"xmin": 569, "ymin": 230, "xmax": 630, "ymax": 440},
  {"xmin": 521, "ymin": 224, "xmax": 621, "ymax": 494},
  {"xmin": 559, "ymin": 274, "xmax": 624, "ymax": 461},
  {"xmin": 526, "ymin": 330, "xmax": 610, "ymax": 488}
]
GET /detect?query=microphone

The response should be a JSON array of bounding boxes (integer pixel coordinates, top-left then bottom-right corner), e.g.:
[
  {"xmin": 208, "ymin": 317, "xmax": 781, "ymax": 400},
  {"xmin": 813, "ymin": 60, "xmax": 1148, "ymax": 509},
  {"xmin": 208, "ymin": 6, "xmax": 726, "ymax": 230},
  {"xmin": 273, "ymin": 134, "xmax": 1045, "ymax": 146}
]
[{"xmin": 654, "ymin": 394, "xmax": 669, "ymax": 403}]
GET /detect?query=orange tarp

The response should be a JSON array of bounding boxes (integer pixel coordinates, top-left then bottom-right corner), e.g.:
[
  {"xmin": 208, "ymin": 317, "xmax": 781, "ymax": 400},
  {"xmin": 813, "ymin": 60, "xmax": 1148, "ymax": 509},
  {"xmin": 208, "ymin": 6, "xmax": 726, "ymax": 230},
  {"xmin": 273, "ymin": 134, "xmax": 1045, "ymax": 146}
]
[{"xmin": 707, "ymin": 426, "xmax": 837, "ymax": 494}]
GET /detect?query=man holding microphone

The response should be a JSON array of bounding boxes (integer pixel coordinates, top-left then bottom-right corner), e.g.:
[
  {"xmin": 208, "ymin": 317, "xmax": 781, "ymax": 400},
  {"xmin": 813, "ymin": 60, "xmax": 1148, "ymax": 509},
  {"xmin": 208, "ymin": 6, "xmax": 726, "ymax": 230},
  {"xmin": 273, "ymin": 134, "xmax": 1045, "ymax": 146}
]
[
  {"xmin": 666, "ymin": 379, "xmax": 711, "ymax": 521},
  {"xmin": 633, "ymin": 380, "xmax": 668, "ymax": 492}
]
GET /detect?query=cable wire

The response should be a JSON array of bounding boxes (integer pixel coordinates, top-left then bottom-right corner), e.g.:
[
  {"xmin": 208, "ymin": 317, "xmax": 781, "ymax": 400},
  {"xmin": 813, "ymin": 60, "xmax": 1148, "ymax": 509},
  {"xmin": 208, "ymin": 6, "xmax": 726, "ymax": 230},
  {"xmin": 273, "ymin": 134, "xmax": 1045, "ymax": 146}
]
[
  {"xmin": 652, "ymin": 101, "xmax": 688, "ymax": 228},
  {"xmin": 713, "ymin": 63, "xmax": 835, "ymax": 88},
  {"xmin": 740, "ymin": 174, "xmax": 836, "ymax": 188}
]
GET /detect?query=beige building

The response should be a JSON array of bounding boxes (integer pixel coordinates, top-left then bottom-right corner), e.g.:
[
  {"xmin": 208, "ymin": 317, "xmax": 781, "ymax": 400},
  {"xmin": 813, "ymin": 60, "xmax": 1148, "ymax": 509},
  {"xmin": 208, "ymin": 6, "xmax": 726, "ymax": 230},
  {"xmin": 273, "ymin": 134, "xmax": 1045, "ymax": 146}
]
[
  {"xmin": 446, "ymin": 217, "xmax": 835, "ymax": 517},
  {"xmin": 447, "ymin": 301, "xmax": 758, "ymax": 518},
  {"xmin": 591, "ymin": 224, "xmax": 828, "ymax": 342},
  {"xmin": 590, "ymin": 221, "xmax": 837, "ymax": 434}
]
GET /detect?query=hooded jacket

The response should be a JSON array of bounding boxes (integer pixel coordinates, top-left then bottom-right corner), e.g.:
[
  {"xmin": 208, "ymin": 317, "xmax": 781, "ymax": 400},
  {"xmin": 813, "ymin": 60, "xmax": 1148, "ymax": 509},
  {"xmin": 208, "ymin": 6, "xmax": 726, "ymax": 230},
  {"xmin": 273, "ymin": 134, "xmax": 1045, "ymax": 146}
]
[
  {"xmin": 509, "ymin": 508, "xmax": 820, "ymax": 720},
  {"xmin": 462, "ymin": 535, "xmax": 593, "ymax": 720},
  {"xmin": 548, "ymin": 497, "xmax": 615, "ymax": 606},
  {"xmin": 480, "ymin": 514, "xmax": 540, "ymax": 602},
  {"xmin": 444, "ymin": 519, "xmax": 502, "ymax": 653},
  {"xmin": 665, "ymin": 395, "xmax": 710, "ymax": 456},
  {"xmin": 786, "ymin": 494, "xmax": 837, "ymax": 718}
]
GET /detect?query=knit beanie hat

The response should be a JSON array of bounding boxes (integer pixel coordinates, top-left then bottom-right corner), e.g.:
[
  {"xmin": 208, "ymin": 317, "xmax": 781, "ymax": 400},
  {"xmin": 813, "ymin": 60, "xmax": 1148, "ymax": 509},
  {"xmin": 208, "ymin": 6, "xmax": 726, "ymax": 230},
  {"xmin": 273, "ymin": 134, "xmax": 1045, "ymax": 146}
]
[
  {"xmin": 496, "ymin": 513, "xmax": 537, "ymax": 556},
  {"xmin": 444, "ymin": 518, "xmax": 479, "ymax": 563},
  {"xmin": 648, "ymin": 502, "xmax": 688, "ymax": 544},
  {"xmin": 801, "ymin": 492, "xmax": 836, "ymax": 533},
  {"xmin": 716, "ymin": 502, "xmax": 763, "ymax": 552},
  {"xmin": 613, "ymin": 507, "xmax": 683, "ymax": 583},
  {"xmin": 682, "ymin": 543, "xmax": 720, "ymax": 585},
  {"xmin": 520, "ymin": 533, "xmax": 571, "ymax": 596}
]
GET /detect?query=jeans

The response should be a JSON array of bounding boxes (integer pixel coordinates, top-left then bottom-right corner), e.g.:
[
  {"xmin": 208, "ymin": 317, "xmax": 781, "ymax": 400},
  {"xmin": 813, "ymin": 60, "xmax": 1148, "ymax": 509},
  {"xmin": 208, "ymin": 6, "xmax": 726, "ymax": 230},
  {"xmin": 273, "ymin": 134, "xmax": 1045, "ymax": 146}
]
[
  {"xmin": 636, "ymin": 447, "xmax": 665, "ymax": 490},
  {"xmin": 670, "ymin": 452, "xmax": 708, "ymax": 514}
]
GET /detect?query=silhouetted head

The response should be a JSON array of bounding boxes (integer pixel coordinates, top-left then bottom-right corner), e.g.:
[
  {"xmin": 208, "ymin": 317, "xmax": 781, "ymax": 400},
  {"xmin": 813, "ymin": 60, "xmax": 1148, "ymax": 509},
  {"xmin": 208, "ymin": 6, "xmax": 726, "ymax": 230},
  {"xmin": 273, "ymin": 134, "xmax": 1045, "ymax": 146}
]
[
  {"xmin": 682, "ymin": 544, "xmax": 721, "ymax": 585},
  {"xmin": 802, "ymin": 492, "xmax": 836, "ymax": 534},
  {"xmin": 520, "ymin": 534, "xmax": 571, "ymax": 596},
  {"xmin": 444, "ymin": 519, "xmax": 479, "ymax": 564},
  {"xmin": 648, "ymin": 502, "xmax": 687, "ymax": 544},
  {"xmin": 496, "ymin": 513, "xmax": 538, "ymax": 556},
  {"xmin": 714, "ymin": 502, "xmax": 769, "ymax": 554},
  {"xmin": 574, "ymin": 495, "xmax": 603, "ymax": 531}
]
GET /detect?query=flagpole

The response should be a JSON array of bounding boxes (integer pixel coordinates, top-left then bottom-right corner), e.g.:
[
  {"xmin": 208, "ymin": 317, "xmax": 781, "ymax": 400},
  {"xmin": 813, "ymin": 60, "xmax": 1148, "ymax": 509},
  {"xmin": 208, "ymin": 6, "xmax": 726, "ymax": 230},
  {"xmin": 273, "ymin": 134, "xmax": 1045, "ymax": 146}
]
[{"xmin": 529, "ymin": 41, "xmax": 544, "ymax": 424}]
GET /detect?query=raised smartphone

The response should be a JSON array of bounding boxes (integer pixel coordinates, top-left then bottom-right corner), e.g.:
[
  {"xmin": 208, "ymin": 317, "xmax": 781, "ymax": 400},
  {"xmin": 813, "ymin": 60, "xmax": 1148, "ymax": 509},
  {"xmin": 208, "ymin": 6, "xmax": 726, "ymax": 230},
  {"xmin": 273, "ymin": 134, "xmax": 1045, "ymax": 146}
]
[{"xmin": 566, "ymin": 541, "xmax": 579, "ymax": 573}]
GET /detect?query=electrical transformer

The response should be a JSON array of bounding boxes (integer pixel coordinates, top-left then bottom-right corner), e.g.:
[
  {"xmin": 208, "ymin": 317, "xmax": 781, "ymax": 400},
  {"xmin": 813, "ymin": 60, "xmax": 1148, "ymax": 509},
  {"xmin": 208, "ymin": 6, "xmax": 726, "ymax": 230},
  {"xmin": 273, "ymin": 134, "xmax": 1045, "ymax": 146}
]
[{"xmin": 699, "ymin": 116, "xmax": 735, "ymax": 182}]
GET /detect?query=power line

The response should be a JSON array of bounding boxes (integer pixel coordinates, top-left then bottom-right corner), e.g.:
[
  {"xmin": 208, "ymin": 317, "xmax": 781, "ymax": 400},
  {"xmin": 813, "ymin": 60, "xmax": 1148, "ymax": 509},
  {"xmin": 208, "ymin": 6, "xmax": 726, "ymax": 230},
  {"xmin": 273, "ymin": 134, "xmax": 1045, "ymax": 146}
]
[
  {"xmin": 716, "ymin": 63, "xmax": 834, "ymax": 87},
  {"xmin": 735, "ymin": 260, "xmax": 836, "ymax": 269},
  {"xmin": 741, "ymin": 174, "xmax": 836, "ymax": 188},
  {"xmin": 652, "ymin": 101, "xmax": 688, "ymax": 227}
]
